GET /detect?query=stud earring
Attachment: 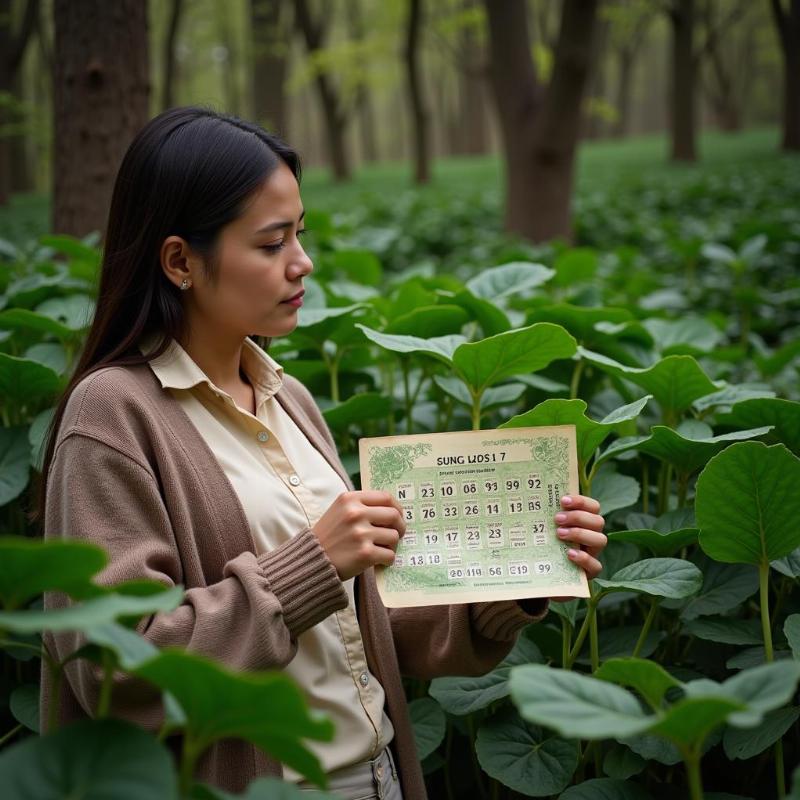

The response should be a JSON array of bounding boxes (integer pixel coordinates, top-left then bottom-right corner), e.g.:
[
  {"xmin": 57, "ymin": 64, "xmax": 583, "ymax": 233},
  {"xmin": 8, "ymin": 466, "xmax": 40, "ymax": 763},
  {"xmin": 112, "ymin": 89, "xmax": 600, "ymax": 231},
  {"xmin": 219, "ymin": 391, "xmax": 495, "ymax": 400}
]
[{"xmin": 180, "ymin": 279, "xmax": 191, "ymax": 291}]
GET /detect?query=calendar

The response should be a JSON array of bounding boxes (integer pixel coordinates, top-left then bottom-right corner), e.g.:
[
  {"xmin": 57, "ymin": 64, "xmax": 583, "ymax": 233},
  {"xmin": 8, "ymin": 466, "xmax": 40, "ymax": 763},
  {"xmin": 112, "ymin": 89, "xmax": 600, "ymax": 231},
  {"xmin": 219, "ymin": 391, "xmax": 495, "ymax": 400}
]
[{"xmin": 358, "ymin": 425, "xmax": 588, "ymax": 607}]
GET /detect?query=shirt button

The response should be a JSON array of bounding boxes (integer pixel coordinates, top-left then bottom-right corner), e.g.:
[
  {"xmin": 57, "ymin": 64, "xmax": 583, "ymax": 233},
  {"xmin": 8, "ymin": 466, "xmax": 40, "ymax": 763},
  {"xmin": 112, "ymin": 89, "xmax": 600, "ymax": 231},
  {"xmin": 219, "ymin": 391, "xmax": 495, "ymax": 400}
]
[
  {"xmin": 359, "ymin": 672, "xmax": 369, "ymax": 687},
  {"xmin": 257, "ymin": 431, "xmax": 269, "ymax": 443},
  {"xmin": 376, "ymin": 765, "xmax": 384, "ymax": 779},
  {"xmin": 289, "ymin": 475, "xmax": 301, "ymax": 486}
]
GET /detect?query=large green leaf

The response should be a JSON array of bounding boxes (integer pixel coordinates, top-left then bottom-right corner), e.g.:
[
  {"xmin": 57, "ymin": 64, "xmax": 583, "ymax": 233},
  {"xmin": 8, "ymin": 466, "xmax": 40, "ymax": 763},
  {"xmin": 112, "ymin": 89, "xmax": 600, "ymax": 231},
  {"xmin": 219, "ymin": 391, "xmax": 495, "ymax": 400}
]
[
  {"xmin": 0, "ymin": 536, "xmax": 107, "ymax": 609},
  {"xmin": 0, "ymin": 353, "xmax": 62, "ymax": 406},
  {"xmin": 634, "ymin": 424, "xmax": 772, "ymax": 475},
  {"xmin": 602, "ymin": 746, "xmax": 646, "ymax": 780},
  {"xmin": 453, "ymin": 323, "xmax": 576, "ymax": 393},
  {"xmin": 0, "ymin": 307, "xmax": 76, "ymax": 338},
  {"xmin": 501, "ymin": 396, "xmax": 650, "ymax": 466},
  {"xmin": 0, "ymin": 427, "xmax": 30, "ymax": 507},
  {"xmin": 409, "ymin": 697, "xmax": 446, "ymax": 760},
  {"xmin": 429, "ymin": 627, "xmax": 542, "ymax": 715},
  {"xmin": 682, "ymin": 617, "xmax": 764, "ymax": 646},
  {"xmin": 591, "ymin": 469, "xmax": 641, "ymax": 515},
  {"xmin": 322, "ymin": 393, "xmax": 392, "ymax": 432},
  {"xmin": 0, "ymin": 584, "xmax": 183, "ymax": 632},
  {"xmin": 773, "ymin": 547, "xmax": 800, "ymax": 578},
  {"xmin": 680, "ymin": 562, "xmax": 759, "ymax": 620},
  {"xmin": 9, "ymin": 683, "xmax": 39, "ymax": 732},
  {"xmin": 385, "ymin": 304, "xmax": 469, "ymax": 337},
  {"xmin": 36, "ymin": 294, "xmax": 95, "ymax": 331},
  {"xmin": 642, "ymin": 317, "xmax": 723, "ymax": 356},
  {"xmin": 594, "ymin": 658, "xmax": 683, "ymax": 710},
  {"xmin": 0, "ymin": 718, "xmax": 178, "ymax": 799},
  {"xmin": 786, "ymin": 614, "xmax": 800, "ymax": 659},
  {"xmin": 723, "ymin": 706, "xmax": 800, "ymax": 760},
  {"xmin": 24, "ymin": 342, "xmax": 69, "ymax": 375},
  {"xmin": 716, "ymin": 397, "xmax": 800, "ymax": 455},
  {"xmin": 647, "ymin": 696, "xmax": 745, "ymax": 747},
  {"xmin": 451, "ymin": 289, "xmax": 512, "ymax": 336},
  {"xmin": 510, "ymin": 664, "xmax": 652, "ymax": 740},
  {"xmin": 558, "ymin": 778, "xmax": 654, "ymax": 800},
  {"xmin": 578, "ymin": 349, "xmax": 721, "ymax": 421},
  {"xmin": 696, "ymin": 442, "xmax": 800, "ymax": 564},
  {"xmin": 466, "ymin": 262, "xmax": 554, "ymax": 300},
  {"xmin": 607, "ymin": 525, "xmax": 698, "ymax": 558},
  {"xmin": 593, "ymin": 558, "xmax": 703, "ymax": 600},
  {"xmin": 434, "ymin": 376, "xmax": 526, "ymax": 412},
  {"xmin": 356, "ymin": 324, "xmax": 466, "ymax": 363},
  {"xmin": 133, "ymin": 650, "xmax": 333, "ymax": 787},
  {"xmin": 526, "ymin": 304, "xmax": 634, "ymax": 344},
  {"xmin": 476, "ymin": 708, "xmax": 579, "ymax": 797}
]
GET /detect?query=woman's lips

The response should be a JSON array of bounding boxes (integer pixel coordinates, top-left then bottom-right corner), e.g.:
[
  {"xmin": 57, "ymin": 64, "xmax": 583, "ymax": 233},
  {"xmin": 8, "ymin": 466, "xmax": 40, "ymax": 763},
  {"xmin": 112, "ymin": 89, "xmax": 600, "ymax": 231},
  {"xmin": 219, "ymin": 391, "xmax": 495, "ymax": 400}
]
[{"xmin": 282, "ymin": 291, "xmax": 304, "ymax": 307}]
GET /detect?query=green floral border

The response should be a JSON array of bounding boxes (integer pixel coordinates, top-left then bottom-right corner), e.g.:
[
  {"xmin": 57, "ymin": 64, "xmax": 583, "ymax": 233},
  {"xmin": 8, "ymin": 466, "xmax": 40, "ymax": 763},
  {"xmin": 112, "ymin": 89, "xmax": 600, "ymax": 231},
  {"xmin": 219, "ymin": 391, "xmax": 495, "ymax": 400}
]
[{"xmin": 369, "ymin": 442, "xmax": 433, "ymax": 489}]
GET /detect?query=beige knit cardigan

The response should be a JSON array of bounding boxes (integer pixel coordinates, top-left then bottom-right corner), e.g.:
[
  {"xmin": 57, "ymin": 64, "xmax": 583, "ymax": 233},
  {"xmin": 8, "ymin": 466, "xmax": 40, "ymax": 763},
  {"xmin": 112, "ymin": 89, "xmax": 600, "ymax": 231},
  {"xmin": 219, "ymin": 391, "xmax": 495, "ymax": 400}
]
[{"xmin": 41, "ymin": 362, "xmax": 548, "ymax": 798}]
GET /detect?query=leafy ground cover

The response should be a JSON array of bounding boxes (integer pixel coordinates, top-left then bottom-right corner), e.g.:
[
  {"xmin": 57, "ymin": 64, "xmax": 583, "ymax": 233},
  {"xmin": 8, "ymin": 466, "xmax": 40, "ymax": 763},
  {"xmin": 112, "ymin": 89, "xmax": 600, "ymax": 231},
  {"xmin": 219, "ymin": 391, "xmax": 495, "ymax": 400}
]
[{"xmin": 0, "ymin": 129, "xmax": 798, "ymax": 798}]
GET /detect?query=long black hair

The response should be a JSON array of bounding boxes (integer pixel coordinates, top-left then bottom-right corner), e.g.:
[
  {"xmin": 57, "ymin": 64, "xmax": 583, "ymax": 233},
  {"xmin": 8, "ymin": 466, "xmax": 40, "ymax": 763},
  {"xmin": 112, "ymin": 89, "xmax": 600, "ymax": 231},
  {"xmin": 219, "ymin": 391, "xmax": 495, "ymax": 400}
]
[{"xmin": 33, "ymin": 106, "xmax": 302, "ymax": 524}]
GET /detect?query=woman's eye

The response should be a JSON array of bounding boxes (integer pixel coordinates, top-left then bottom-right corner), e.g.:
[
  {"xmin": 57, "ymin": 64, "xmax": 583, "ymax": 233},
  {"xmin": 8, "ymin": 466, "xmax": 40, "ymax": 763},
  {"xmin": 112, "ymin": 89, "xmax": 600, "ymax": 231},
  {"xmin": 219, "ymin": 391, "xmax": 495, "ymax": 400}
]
[{"xmin": 262, "ymin": 230, "xmax": 307, "ymax": 254}]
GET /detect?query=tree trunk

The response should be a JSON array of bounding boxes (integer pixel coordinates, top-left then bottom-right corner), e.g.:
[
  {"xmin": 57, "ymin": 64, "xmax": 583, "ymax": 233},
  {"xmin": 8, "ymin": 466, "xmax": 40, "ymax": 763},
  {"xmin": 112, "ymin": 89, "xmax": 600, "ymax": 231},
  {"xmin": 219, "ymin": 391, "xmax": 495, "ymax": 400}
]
[
  {"xmin": 615, "ymin": 49, "xmax": 634, "ymax": 138},
  {"xmin": 293, "ymin": 0, "xmax": 350, "ymax": 180},
  {"xmin": 770, "ymin": 0, "xmax": 800, "ymax": 151},
  {"xmin": 0, "ymin": 0, "xmax": 39, "ymax": 206},
  {"xmin": 455, "ymin": 0, "xmax": 489, "ymax": 156},
  {"xmin": 161, "ymin": 0, "xmax": 184, "ymax": 109},
  {"xmin": 484, "ymin": 0, "xmax": 598, "ymax": 243},
  {"xmin": 345, "ymin": 0, "xmax": 378, "ymax": 163},
  {"xmin": 405, "ymin": 0, "xmax": 430, "ymax": 183},
  {"xmin": 53, "ymin": 0, "xmax": 149, "ymax": 237},
  {"xmin": 584, "ymin": 12, "xmax": 610, "ymax": 140},
  {"xmin": 669, "ymin": 0, "xmax": 697, "ymax": 162},
  {"xmin": 251, "ymin": 0, "xmax": 289, "ymax": 136}
]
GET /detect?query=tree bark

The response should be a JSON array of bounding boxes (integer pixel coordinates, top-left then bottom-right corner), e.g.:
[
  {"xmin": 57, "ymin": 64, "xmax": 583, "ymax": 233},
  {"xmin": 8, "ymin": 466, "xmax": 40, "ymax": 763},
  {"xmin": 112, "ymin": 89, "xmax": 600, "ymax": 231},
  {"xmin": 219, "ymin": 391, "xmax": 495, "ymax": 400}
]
[
  {"xmin": 669, "ymin": 0, "xmax": 697, "ymax": 162},
  {"xmin": 405, "ymin": 0, "xmax": 430, "ymax": 183},
  {"xmin": 53, "ymin": 0, "xmax": 149, "ymax": 237},
  {"xmin": 0, "ymin": 0, "xmax": 39, "ymax": 206},
  {"xmin": 293, "ymin": 0, "xmax": 350, "ymax": 180},
  {"xmin": 484, "ymin": 0, "xmax": 599, "ymax": 243},
  {"xmin": 770, "ymin": 0, "xmax": 800, "ymax": 151},
  {"xmin": 251, "ymin": 0, "xmax": 290, "ymax": 136},
  {"xmin": 161, "ymin": 0, "xmax": 184, "ymax": 110}
]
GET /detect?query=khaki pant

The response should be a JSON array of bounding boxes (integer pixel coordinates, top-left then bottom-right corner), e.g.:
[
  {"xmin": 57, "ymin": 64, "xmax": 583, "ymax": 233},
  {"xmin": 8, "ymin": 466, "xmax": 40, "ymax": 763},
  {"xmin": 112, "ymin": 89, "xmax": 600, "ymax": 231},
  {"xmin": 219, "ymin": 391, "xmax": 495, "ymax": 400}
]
[{"xmin": 298, "ymin": 748, "xmax": 404, "ymax": 800}]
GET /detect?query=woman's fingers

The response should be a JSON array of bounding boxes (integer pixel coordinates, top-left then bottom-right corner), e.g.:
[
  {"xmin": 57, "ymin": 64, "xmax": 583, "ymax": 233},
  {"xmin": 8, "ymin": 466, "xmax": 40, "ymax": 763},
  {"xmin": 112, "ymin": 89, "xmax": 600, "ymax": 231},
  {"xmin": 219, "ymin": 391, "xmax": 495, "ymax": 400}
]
[
  {"xmin": 561, "ymin": 494, "xmax": 601, "ymax": 515},
  {"xmin": 565, "ymin": 547, "xmax": 603, "ymax": 580},
  {"xmin": 556, "ymin": 527, "xmax": 607, "ymax": 556},
  {"xmin": 555, "ymin": 508, "xmax": 605, "ymax": 532}
]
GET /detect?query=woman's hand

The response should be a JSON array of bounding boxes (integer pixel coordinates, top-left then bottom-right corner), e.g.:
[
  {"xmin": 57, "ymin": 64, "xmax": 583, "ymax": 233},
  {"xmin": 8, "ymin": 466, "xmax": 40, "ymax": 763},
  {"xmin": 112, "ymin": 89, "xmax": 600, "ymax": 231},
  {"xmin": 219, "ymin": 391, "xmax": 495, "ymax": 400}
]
[
  {"xmin": 312, "ymin": 491, "xmax": 406, "ymax": 580},
  {"xmin": 550, "ymin": 493, "xmax": 606, "ymax": 602}
]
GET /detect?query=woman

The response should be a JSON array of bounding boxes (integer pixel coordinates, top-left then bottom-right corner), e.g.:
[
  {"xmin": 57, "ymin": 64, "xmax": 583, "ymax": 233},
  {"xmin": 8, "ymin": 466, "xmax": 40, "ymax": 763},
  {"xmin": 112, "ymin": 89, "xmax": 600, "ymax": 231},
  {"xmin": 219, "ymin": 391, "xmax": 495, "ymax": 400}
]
[{"xmin": 38, "ymin": 107, "xmax": 606, "ymax": 799}]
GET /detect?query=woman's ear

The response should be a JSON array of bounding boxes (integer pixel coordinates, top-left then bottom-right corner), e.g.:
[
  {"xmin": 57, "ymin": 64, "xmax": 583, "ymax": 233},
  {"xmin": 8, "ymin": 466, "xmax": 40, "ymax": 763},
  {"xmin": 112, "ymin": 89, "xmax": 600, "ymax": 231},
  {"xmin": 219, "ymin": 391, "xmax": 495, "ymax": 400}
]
[{"xmin": 160, "ymin": 236, "xmax": 197, "ymax": 290}]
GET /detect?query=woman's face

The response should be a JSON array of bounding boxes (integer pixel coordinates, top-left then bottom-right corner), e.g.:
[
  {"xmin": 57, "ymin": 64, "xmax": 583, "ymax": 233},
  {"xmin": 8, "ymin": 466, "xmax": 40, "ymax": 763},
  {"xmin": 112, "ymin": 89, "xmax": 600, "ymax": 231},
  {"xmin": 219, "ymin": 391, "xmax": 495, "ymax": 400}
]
[{"xmin": 187, "ymin": 161, "xmax": 313, "ymax": 340}]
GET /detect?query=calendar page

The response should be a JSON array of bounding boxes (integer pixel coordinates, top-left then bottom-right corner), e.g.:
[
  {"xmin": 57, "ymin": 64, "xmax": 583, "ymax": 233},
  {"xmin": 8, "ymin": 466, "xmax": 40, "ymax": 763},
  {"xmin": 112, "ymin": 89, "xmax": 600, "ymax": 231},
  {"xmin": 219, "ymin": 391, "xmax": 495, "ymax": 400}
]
[{"xmin": 358, "ymin": 425, "xmax": 588, "ymax": 608}]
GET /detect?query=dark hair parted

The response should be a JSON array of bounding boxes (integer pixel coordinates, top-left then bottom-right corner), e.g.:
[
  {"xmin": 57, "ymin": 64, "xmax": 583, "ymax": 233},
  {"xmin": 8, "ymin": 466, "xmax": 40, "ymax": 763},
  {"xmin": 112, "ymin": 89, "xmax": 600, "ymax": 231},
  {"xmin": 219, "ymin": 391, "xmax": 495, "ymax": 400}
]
[{"xmin": 32, "ymin": 106, "xmax": 302, "ymax": 525}]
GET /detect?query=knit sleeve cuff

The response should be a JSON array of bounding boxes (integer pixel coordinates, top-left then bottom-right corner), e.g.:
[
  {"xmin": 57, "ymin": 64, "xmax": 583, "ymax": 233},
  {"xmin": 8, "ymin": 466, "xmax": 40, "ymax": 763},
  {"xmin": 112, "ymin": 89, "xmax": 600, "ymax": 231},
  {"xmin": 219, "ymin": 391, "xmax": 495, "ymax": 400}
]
[
  {"xmin": 257, "ymin": 528, "xmax": 348, "ymax": 637},
  {"xmin": 470, "ymin": 597, "xmax": 550, "ymax": 641}
]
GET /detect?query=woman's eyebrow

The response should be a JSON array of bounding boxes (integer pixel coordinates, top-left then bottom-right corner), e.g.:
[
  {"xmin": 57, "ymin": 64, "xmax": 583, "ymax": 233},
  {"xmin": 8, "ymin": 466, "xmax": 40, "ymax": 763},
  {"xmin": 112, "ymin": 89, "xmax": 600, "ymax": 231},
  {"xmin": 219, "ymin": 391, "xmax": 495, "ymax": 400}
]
[{"xmin": 254, "ymin": 209, "xmax": 305, "ymax": 234}]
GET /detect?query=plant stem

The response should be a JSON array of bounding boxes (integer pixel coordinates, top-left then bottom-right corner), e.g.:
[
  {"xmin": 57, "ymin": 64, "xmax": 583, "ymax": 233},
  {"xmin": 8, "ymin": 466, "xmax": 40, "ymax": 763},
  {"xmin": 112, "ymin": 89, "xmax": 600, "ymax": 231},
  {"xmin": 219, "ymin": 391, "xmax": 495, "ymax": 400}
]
[
  {"xmin": 676, "ymin": 473, "xmax": 689, "ymax": 508},
  {"xmin": 96, "ymin": 652, "xmax": 114, "ymax": 718},
  {"xmin": 0, "ymin": 724, "xmax": 22, "ymax": 747},
  {"xmin": 561, "ymin": 617, "xmax": 572, "ymax": 669},
  {"xmin": 47, "ymin": 663, "xmax": 64, "ymax": 733},
  {"xmin": 471, "ymin": 391, "xmax": 483, "ymax": 432},
  {"xmin": 569, "ymin": 359, "xmax": 585, "ymax": 399},
  {"xmin": 684, "ymin": 749, "xmax": 704, "ymax": 800},
  {"xmin": 642, "ymin": 460, "xmax": 650, "ymax": 515},
  {"xmin": 589, "ymin": 592, "xmax": 600, "ymax": 672},
  {"xmin": 566, "ymin": 596, "xmax": 599, "ymax": 669},
  {"xmin": 402, "ymin": 360, "xmax": 413, "ymax": 433},
  {"xmin": 633, "ymin": 600, "xmax": 658, "ymax": 658},
  {"xmin": 179, "ymin": 736, "xmax": 199, "ymax": 797},
  {"xmin": 329, "ymin": 351, "xmax": 341, "ymax": 403}
]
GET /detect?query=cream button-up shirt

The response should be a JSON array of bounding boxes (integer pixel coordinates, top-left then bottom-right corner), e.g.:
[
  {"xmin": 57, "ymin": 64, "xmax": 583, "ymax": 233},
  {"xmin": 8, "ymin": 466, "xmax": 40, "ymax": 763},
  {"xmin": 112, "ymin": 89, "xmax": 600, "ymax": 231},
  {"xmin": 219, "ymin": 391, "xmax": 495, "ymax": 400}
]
[{"xmin": 140, "ymin": 336, "xmax": 394, "ymax": 780}]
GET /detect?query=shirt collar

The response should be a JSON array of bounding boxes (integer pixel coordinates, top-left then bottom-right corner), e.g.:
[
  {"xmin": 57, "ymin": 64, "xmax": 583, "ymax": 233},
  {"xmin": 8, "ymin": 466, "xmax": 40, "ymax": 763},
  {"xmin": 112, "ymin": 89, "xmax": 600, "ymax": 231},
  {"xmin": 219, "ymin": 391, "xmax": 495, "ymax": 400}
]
[{"xmin": 138, "ymin": 334, "xmax": 284, "ymax": 405}]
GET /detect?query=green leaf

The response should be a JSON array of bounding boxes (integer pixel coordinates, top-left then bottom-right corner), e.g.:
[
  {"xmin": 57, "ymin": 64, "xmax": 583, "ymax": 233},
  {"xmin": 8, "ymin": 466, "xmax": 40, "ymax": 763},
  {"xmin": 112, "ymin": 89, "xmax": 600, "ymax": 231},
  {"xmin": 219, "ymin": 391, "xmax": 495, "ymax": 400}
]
[
  {"xmin": 647, "ymin": 696, "xmax": 745, "ymax": 747},
  {"xmin": 0, "ymin": 585, "xmax": 183, "ymax": 632},
  {"xmin": 577, "ymin": 349, "xmax": 721, "ymax": 420},
  {"xmin": 83, "ymin": 621, "xmax": 160, "ymax": 669},
  {"xmin": 607, "ymin": 525, "xmax": 698, "ymax": 558},
  {"xmin": 324, "ymin": 249, "xmax": 382, "ymax": 286},
  {"xmin": 385, "ymin": 304, "xmax": 469, "ymax": 337},
  {"xmin": 0, "ymin": 307, "xmax": 77, "ymax": 338},
  {"xmin": 24, "ymin": 342, "xmax": 68, "ymax": 374},
  {"xmin": 526, "ymin": 304, "xmax": 634, "ymax": 344},
  {"xmin": 602, "ymin": 745, "xmax": 646, "ymax": 780},
  {"xmin": 466, "ymin": 261, "xmax": 554, "ymax": 300},
  {"xmin": 552, "ymin": 248, "xmax": 598, "ymax": 287},
  {"xmin": 429, "ymin": 627, "xmax": 542, "ymax": 715},
  {"xmin": 322, "ymin": 393, "xmax": 392, "ymax": 432},
  {"xmin": 510, "ymin": 664, "xmax": 651, "ymax": 740},
  {"xmin": 716, "ymin": 398, "xmax": 800, "ymax": 455},
  {"xmin": 501, "ymin": 396, "xmax": 650, "ymax": 467},
  {"xmin": 0, "ymin": 718, "xmax": 178, "ymax": 799},
  {"xmin": 451, "ymin": 290, "xmax": 512, "ymax": 336},
  {"xmin": 558, "ymin": 778, "xmax": 654, "ymax": 800},
  {"xmin": 356, "ymin": 324, "xmax": 466, "ymax": 363},
  {"xmin": 723, "ymin": 706, "xmax": 800, "ymax": 760},
  {"xmin": 0, "ymin": 536, "xmax": 107, "ymax": 609},
  {"xmin": 28, "ymin": 406, "xmax": 56, "ymax": 470},
  {"xmin": 453, "ymin": 323, "xmax": 577, "ymax": 394},
  {"xmin": 635, "ymin": 425, "xmax": 773, "ymax": 476},
  {"xmin": 682, "ymin": 617, "xmax": 764, "ymax": 645},
  {"xmin": 0, "ymin": 353, "xmax": 62, "ymax": 407},
  {"xmin": 133, "ymin": 650, "xmax": 333, "ymax": 787},
  {"xmin": 35, "ymin": 294, "xmax": 95, "ymax": 331},
  {"xmin": 591, "ymin": 469, "xmax": 640, "ymax": 515},
  {"xmin": 642, "ymin": 317, "xmax": 723, "ymax": 356},
  {"xmin": 696, "ymin": 442, "xmax": 800, "ymax": 564},
  {"xmin": 785, "ymin": 614, "xmax": 800, "ymax": 659},
  {"xmin": 692, "ymin": 384, "xmax": 775, "ymax": 414},
  {"xmin": 9, "ymin": 683, "xmax": 39, "ymax": 732},
  {"xmin": 680, "ymin": 562, "xmax": 759, "ymax": 620},
  {"xmin": 594, "ymin": 658, "xmax": 683, "ymax": 710},
  {"xmin": 409, "ymin": 698, "xmax": 446, "ymax": 760},
  {"xmin": 296, "ymin": 303, "xmax": 364, "ymax": 335},
  {"xmin": 476, "ymin": 708, "xmax": 579, "ymax": 797},
  {"xmin": 772, "ymin": 547, "xmax": 800, "ymax": 577},
  {"xmin": 0, "ymin": 427, "xmax": 30, "ymax": 507},
  {"xmin": 594, "ymin": 558, "xmax": 703, "ymax": 600}
]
